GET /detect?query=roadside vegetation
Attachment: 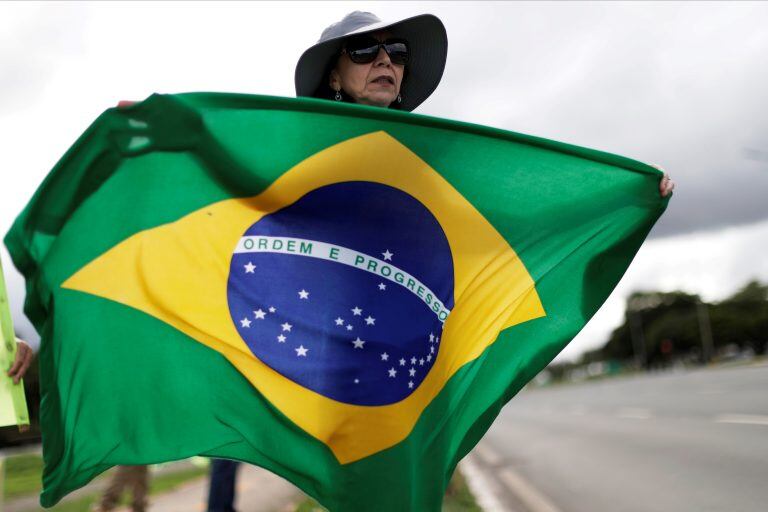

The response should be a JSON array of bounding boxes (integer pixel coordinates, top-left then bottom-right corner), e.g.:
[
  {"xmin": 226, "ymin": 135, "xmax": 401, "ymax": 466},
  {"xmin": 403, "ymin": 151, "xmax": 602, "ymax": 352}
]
[{"xmin": 541, "ymin": 280, "xmax": 768, "ymax": 385}]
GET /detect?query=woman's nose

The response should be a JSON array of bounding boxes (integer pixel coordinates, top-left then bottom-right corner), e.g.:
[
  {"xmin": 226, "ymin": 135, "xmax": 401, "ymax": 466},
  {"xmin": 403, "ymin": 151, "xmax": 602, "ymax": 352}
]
[{"xmin": 373, "ymin": 47, "xmax": 392, "ymax": 66}]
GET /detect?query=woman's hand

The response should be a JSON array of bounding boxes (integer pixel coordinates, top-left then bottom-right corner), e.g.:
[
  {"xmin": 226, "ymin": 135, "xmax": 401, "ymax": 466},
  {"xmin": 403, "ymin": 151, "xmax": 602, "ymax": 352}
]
[
  {"xmin": 660, "ymin": 173, "xmax": 675, "ymax": 197},
  {"xmin": 652, "ymin": 165, "xmax": 675, "ymax": 198},
  {"xmin": 8, "ymin": 338, "xmax": 34, "ymax": 384}
]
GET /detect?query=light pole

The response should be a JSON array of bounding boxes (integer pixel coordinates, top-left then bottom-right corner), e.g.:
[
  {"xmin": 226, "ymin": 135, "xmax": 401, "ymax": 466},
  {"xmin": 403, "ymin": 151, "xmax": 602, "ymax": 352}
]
[
  {"xmin": 627, "ymin": 296, "xmax": 647, "ymax": 371},
  {"xmin": 696, "ymin": 300, "xmax": 715, "ymax": 364}
]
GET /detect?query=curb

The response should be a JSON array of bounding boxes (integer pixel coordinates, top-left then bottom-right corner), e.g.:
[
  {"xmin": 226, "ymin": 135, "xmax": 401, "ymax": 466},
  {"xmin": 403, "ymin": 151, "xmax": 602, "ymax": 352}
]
[
  {"xmin": 460, "ymin": 453, "xmax": 510, "ymax": 512},
  {"xmin": 463, "ymin": 442, "xmax": 563, "ymax": 512}
]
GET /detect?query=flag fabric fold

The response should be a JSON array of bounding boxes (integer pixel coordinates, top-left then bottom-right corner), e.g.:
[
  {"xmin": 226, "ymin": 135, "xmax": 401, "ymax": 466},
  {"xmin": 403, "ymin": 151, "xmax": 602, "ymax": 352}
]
[{"xmin": 5, "ymin": 93, "xmax": 667, "ymax": 510}]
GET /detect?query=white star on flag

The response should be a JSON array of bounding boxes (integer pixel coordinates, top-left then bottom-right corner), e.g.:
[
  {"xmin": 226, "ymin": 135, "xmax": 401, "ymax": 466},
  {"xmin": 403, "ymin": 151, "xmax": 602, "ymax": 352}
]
[
  {"xmin": 296, "ymin": 345, "xmax": 308, "ymax": 357},
  {"xmin": 244, "ymin": 262, "xmax": 256, "ymax": 273},
  {"xmin": 381, "ymin": 353, "xmax": 389, "ymax": 361},
  {"xmin": 419, "ymin": 358, "xmax": 425, "ymax": 366},
  {"xmin": 240, "ymin": 318, "xmax": 251, "ymax": 328},
  {"xmin": 354, "ymin": 379, "xmax": 360, "ymax": 384},
  {"xmin": 298, "ymin": 289, "xmax": 309, "ymax": 299},
  {"xmin": 346, "ymin": 325, "xmax": 353, "ymax": 331},
  {"xmin": 281, "ymin": 322, "xmax": 292, "ymax": 332},
  {"xmin": 365, "ymin": 316, "xmax": 376, "ymax": 326},
  {"xmin": 378, "ymin": 282, "xmax": 387, "ymax": 291},
  {"xmin": 430, "ymin": 346, "xmax": 435, "ymax": 354},
  {"xmin": 388, "ymin": 368, "xmax": 397, "ymax": 378},
  {"xmin": 382, "ymin": 249, "xmax": 393, "ymax": 261},
  {"xmin": 335, "ymin": 317, "xmax": 344, "ymax": 326},
  {"xmin": 429, "ymin": 333, "xmax": 435, "ymax": 342},
  {"xmin": 351, "ymin": 306, "xmax": 362, "ymax": 316},
  {"xmin": 426, "ymin": 354, "xmax": 432, "ymax": 362},
  {"xmin": 399, "ymin": 358, "xmax": 406, "ymax": 366},
  {"xmin": 268, "ymin": 306, "xmax": 276, "ymax": 313},
  {"xmin": 277, "ymin": 334, "xmax": 286, "ymax": 343},
  {"xmin": 410, "ymin": 357, "xmax": 417, "ymax": 365},
  {"xmin": 409, "ymin": 367, "xmax": 416, "ymax": 377},
  {"xmin": 408, "ymin": 381, "xmax": 414, "ymax": 389},
  {"xmin": 352, "ymin": 337, "xmax": 365, "ymax": 349},
  {"xmin": 253, "ymin": 309, "xmax": 266, "ymax": 319}
]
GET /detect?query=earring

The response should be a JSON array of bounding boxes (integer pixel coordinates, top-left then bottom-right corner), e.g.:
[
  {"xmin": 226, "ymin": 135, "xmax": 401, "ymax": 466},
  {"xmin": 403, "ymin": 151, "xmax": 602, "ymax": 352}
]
[
  {"xmin": 396, "ymin": 94, "xmax": 402, "ymax": 104},
  {"xmin": 334, "ymin": 90, "xmax": 342, "ymax": 101}
]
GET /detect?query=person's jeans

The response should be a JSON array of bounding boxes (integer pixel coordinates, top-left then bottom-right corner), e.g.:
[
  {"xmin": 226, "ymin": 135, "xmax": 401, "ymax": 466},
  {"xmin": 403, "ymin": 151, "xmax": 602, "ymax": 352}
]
[{"xmin": 207, "ymin": 459, "xmax": 241, "ymax": 512}]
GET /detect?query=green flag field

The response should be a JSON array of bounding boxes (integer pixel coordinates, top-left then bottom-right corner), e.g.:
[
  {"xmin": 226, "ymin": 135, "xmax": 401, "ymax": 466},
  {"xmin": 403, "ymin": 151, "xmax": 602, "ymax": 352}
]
[{"xmin": 4, "ymin": 93, "xmax": 667, "ymax": 510}]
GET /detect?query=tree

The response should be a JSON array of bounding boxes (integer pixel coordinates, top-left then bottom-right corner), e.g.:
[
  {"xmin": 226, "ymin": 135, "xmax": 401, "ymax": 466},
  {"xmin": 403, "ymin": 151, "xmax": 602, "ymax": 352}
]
[{"xmin": 579, "ymin": 281, "xmax": 768, "ymax": 369}]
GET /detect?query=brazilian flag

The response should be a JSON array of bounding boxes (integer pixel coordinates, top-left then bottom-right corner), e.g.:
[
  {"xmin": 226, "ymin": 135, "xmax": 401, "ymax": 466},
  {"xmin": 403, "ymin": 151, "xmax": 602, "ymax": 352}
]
[{"xmin": 5, "ymin": 94, "xmax": 667, "ymax": 509}]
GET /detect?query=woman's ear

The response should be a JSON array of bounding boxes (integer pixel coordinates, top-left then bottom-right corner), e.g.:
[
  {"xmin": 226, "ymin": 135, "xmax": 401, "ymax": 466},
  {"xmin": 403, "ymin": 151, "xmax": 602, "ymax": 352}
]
[{"xmin": 329, "ymin": 69, "xmax": 341, "ymax": 91}]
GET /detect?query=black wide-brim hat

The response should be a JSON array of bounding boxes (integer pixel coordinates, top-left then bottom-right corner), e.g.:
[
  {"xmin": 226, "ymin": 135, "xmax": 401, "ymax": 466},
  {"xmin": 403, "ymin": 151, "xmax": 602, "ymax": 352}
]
[{"xmin": 295, "ymin": 11, "xmax": 448, "ymax": 112}]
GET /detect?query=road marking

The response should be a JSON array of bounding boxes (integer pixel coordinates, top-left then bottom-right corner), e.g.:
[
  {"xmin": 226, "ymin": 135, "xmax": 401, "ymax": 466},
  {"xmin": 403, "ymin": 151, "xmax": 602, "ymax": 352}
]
[
  {"xmin": 715, "ymin": 414, "xmax": 768, "ymax": 426},
  {"xmin": 461, "ymin": 454, "xmax": 509, "ymax": 512},
  {"xmin": 473, "ymin": 440, "xmax": 503, "ymax": 466},
  {"xmin": 499, "ymin": 467, "xmax": 562, "ymax": 512},
  {"xmin": 616, "ymin": 407, "xmax": 652, "ymax": 419}
]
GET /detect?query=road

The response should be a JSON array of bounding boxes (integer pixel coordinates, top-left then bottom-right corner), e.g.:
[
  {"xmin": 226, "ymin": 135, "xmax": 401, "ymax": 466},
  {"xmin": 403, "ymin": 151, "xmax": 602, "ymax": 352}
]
[{"xmin": 475, "ymin": 363, "xmax": 768, "ymax": 512}]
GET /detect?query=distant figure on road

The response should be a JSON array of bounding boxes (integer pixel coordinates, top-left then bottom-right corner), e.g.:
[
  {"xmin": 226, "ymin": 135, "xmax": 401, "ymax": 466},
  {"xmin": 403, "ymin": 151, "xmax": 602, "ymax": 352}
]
[{"xmin": 92, "ymin": 464, "xmax": 149, "ymax": 512}]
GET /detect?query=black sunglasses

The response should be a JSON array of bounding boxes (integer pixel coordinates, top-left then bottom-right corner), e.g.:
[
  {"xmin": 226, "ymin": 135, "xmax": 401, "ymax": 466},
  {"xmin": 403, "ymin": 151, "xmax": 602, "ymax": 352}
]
[{"xmin": 342, "ymin": 36, "xmax": 409, "ymax": 65}]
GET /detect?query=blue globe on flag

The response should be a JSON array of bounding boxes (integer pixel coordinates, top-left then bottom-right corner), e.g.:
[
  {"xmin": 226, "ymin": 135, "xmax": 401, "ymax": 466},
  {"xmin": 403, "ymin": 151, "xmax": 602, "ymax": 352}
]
[{"xmin": 227, "ymin": 181, "xmax": 455, "ymax": 406}]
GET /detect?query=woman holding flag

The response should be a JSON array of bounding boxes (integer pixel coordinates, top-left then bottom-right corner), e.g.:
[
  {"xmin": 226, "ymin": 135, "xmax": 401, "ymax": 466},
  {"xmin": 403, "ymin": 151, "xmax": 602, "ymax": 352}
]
[{"xmin": 204, "ymin": 9, "xmax": 674, "ymax": 511}]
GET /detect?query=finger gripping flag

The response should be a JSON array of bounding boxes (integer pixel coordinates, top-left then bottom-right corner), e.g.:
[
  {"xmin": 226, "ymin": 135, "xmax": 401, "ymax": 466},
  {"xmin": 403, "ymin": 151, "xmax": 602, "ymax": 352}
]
[{"xmin": 4, "ymin": 93, "xmax": 667, "ymax": 510}]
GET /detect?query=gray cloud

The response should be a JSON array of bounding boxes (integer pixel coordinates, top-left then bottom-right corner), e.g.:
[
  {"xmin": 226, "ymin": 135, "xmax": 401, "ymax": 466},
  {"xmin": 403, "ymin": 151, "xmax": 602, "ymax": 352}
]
[
  {"xmin": 3, "ymin": 2, "xmax": 765, "ymax": 238},
  {"xmin": 417, "ymin": 1, "xmax": 768, "ymax": 238}
]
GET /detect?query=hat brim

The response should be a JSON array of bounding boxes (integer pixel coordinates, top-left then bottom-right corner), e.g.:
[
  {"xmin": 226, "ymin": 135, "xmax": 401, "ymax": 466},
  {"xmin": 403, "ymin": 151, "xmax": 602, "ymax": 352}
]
[{"xmin": 295, "ymin": 14, "xmax": 448, "ymax": 112}]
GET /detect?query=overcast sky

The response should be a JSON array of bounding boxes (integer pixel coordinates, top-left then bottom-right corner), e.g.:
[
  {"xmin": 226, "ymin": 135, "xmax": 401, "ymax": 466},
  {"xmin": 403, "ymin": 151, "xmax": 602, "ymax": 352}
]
[{"xmin": 1, "ymin": 1, "xmax": 767, "ymax": 360}]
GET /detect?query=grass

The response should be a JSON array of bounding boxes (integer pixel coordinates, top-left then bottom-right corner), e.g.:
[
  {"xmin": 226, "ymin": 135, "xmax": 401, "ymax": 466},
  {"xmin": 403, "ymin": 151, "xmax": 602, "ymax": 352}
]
[
  {"xmin": 294, "ymin": 498, "xmax": 327, "ymax": 512},
  {"xmin": 2, "ymin": 453, "xmax": 208, "ymax": 512},
  {"xmin": 442, "ymin": 469, "xmax": 482, "ymax": 512},
  {"xmin": 40, "ymin": 465, "xmax": 209, "ymax": 512},
  {"xmin": 3, "ymin": 453, "xmax": 44, "ymax": 500},
  {"xmin": 149, "ymin": 465, "xmax": 208, "ymax": 494},
  {"xmin": 292, "ymin": 468, "xmax": 482, "ymax": 512}
]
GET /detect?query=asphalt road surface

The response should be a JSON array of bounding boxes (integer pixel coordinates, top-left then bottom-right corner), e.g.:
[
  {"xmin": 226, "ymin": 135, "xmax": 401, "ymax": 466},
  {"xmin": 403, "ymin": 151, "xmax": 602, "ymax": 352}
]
[{"xmin": 478, "ymin": 362, "xmax": 768, "ymax": 512}]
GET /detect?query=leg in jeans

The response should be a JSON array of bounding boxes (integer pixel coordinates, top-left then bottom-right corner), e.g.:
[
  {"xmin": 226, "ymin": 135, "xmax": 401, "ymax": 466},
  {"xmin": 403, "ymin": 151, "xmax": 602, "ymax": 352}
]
[{"xmin": 207, "ymin": 459, "xmax": 241, "ymax": 512}]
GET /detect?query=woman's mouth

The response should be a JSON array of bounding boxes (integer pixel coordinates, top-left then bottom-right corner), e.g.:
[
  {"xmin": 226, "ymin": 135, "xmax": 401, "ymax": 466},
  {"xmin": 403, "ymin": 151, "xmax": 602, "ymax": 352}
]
[{"xmin": 371, "ymin": 76, "xmax": 395, "ymax": 86}]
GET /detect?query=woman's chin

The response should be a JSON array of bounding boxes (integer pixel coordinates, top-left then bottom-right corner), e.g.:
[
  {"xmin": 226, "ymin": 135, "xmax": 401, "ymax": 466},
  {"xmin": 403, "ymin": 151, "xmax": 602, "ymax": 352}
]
[{"xmin": 361, "ymin": 92, "xmax": 397, "ymax": 108}]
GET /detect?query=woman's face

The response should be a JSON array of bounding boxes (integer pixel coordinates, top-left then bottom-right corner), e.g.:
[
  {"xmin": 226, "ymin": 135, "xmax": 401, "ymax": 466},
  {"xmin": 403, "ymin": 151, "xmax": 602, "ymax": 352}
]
[{"xmin": 329, "ymin": 32, "xmax": 405, "ymax": 108}]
